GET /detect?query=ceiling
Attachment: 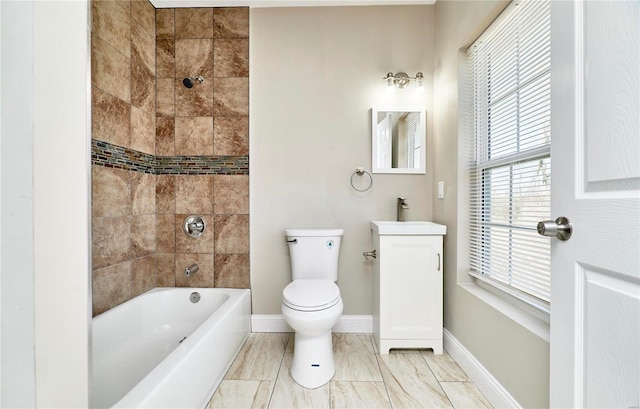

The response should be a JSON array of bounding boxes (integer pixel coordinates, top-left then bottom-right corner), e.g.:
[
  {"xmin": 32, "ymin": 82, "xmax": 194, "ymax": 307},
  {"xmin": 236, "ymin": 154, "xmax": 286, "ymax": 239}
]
[{"xmin": 150, "ymin": 0, "xmax": 435, "ymax": 8}]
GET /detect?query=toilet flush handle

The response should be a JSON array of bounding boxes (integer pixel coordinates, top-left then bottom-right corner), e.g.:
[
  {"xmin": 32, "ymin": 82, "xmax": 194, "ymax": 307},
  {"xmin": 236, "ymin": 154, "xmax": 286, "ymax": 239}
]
[{"xmin": 286, "ymin": 238, "xmax": 297, "ymax": 244}]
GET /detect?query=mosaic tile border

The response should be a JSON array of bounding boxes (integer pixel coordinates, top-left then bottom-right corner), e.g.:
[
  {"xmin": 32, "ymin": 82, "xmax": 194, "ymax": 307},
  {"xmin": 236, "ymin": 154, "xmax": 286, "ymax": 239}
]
[
  {"xmin": 91, "ymin": 139, "xmax": 249, "ymax": 175},
  {"xmin": 92, "ymin": 139, "xmax": 155, "ymax": 174}
]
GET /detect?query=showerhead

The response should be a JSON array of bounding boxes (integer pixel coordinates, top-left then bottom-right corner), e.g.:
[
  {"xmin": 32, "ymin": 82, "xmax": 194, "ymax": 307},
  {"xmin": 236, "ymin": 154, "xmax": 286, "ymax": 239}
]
[
  {"xmin": 182, "ymin": 76, "xmax": 204, "ymax": 88},
  {"xmin": 183, "ymin": 77, "xmax": 194, "ymax": 88}
]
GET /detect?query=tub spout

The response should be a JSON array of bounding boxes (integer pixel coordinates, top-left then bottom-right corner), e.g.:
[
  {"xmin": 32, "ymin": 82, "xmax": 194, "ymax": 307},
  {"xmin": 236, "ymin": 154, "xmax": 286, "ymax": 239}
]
[{"xmin": 184, "ymin": 264, "xmax": 199, "ymax": 277}]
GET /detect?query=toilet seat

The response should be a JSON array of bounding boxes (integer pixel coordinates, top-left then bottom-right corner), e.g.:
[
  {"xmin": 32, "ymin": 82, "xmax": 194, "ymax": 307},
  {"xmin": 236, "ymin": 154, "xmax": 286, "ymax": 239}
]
[{"xmin": 283, "ymin": 279, "xmax": 341, "ymax": 312}]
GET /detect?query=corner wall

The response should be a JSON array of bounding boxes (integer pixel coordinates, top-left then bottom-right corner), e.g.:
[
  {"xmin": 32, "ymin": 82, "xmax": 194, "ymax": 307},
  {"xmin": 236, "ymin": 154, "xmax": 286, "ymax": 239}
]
[
  {"xmin": 432, "ymin": 1, "xmax": 550, "ymax": 407},
  {"xmin": 250, "ymin": 5, "xmax": 435, "ymax": 315}
]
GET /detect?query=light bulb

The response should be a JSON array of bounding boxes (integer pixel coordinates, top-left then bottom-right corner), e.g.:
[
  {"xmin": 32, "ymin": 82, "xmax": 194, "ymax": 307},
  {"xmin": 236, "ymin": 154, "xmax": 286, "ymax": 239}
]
[{"xmin": 385, "ymin": 72, "xmax": 395, "ymax": 93}]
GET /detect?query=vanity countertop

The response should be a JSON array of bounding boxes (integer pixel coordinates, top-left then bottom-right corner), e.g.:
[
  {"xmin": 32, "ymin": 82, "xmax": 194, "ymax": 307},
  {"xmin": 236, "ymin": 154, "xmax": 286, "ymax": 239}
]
[{"xmin": 370, "ymin": 221, "xmax": 447, "ymax": 235}]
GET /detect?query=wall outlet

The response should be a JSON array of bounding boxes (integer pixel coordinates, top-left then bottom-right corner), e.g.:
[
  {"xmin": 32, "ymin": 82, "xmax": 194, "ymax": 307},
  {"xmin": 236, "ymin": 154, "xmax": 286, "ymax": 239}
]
[{"xmin": 438, "ymin": 181, "xmax": 444, "ymax": 199}]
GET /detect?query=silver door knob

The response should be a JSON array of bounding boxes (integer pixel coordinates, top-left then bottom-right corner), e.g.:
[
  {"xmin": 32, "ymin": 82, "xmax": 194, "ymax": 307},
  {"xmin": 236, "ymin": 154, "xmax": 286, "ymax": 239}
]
[{"xmin": 537, "ymin": 217, "xmax": 572, "ymax": 241}]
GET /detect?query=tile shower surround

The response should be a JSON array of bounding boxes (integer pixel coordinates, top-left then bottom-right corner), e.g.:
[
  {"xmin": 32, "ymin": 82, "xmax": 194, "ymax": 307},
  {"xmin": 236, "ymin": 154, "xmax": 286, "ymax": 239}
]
[{"xmin": 91, "ymin": 2, "xmax": 250, "ymax": 316}]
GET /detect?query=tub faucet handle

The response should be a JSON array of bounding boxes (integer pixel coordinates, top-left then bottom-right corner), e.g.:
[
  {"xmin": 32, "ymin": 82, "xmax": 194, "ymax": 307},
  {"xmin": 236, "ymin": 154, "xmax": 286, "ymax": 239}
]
[{"xmin": 184, "ymin": 264, "xmax": 199, "ymax": 277}]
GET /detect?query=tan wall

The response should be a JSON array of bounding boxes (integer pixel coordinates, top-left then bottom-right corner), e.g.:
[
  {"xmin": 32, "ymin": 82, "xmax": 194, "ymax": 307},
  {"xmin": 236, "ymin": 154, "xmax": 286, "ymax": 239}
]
[
  {"xmin": 91, "ymin": 2, "xmax": 250, "ymax": 316},
  {"xmin": 432, "ymin": 1, "xmax": 550, "ymax": 407},
  {"xmin": 250, "ymin": 6, "xmax": 435, "ymax": 315}
]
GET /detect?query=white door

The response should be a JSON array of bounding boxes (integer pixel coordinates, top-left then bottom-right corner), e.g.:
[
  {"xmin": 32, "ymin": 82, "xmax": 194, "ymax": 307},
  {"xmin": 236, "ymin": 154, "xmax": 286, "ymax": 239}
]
[{"xmin": 550, "ymin": 1, "xmax": 640, "ymax": 408}]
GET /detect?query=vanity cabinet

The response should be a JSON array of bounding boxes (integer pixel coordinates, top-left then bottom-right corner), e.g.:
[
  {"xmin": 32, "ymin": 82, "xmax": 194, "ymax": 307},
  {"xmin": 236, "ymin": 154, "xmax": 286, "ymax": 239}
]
[{"xmin": 370, "ymin": 221, "xmax": 446, "ymax": 354}]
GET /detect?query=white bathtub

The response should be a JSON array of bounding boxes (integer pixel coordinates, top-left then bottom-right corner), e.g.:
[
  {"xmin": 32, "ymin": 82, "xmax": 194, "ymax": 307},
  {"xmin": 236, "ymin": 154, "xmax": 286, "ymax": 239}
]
[{"xmin": 91, "ymin": 288, "xmax": 251, "ymax": 409}]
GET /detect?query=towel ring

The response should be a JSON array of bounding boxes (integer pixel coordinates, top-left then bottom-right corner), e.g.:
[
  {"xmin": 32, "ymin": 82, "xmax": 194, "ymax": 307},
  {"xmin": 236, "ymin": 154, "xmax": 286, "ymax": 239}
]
[{"xmin": 350, "ymin": 167, "xmax": 373, "ymax": 192}]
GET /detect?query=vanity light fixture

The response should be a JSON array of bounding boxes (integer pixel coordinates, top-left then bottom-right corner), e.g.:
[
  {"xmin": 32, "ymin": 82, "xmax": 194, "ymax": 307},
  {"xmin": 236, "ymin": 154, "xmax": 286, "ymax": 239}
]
[{"xmin": 384, "ymin": 72, "xmax": 425, "ymax": 93}]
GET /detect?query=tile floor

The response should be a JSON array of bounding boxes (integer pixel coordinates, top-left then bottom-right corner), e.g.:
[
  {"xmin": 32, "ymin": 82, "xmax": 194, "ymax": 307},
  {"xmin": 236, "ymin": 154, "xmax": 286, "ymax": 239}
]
[{"xmin": 207, "ymin": 333, "xmax": 493, "ymax": 409}]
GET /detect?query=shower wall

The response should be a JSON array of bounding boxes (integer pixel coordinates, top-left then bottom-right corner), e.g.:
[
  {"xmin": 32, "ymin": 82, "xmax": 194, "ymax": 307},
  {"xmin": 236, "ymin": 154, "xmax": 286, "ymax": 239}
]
[
  {"xmin": 154, "ymin": 7, "xmax": 250, "ymax": 291},
  {"xmin": 91, "ymin": 0, "xmax": 157, "ymax": 316},
  {"xmin": 91, "ymin": 0, "xmax": 250, "ymax": 316}
]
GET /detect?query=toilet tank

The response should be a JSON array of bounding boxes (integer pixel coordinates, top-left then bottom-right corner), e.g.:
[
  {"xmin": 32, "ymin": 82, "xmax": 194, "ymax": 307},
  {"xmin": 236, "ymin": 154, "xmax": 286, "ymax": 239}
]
[{"xmin": 285, "ymin": 228, "xmax": 343, "ymax": 281}]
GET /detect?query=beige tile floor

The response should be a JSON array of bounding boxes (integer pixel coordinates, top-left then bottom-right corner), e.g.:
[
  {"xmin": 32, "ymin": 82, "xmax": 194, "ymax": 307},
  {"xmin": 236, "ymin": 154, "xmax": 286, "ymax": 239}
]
[{"xmin": 207, "ymin": 333, "xmax": 493, "ymax": 409}]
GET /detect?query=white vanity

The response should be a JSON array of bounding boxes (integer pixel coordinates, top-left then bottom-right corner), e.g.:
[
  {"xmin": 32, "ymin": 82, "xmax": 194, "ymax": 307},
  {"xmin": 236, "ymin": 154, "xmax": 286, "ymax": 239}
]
[{"xmin": 370, "ymin": 221, "xmax": 446, "ymax": 354}]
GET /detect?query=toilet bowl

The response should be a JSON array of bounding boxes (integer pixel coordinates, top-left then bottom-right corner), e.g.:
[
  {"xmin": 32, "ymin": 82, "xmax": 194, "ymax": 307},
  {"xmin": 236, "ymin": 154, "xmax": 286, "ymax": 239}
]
[
  {"xmin": 282, "ymin": 280, "xmax": 343, "ymax": 388},
  {"xmin": 282, "ymin": 229, "xmax": 344, "ymax": 389}
]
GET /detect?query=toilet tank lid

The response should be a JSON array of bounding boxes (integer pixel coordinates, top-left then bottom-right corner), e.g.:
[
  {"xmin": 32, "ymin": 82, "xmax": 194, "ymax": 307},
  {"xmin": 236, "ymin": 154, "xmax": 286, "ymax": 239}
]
[{"xmin": 285, "ymin": 228, "xmax": 344, "ymax": 237}]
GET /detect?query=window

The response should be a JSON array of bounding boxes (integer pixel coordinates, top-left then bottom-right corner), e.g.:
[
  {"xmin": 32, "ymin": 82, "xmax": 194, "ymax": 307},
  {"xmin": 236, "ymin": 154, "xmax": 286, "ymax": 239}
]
[{"xmin": 468, "ymin": 0, "xmax": 551, "ymax": 310}]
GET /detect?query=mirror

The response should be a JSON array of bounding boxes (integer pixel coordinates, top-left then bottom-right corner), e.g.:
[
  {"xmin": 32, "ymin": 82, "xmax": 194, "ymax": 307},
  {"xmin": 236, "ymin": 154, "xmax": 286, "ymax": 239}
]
[{"xmin": 371, "ymin": 107, "xmax": 426, "ymax": 174}]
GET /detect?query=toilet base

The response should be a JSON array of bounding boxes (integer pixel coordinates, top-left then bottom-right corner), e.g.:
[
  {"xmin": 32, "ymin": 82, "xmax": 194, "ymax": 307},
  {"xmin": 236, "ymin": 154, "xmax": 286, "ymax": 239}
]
[{"xmin": 290, "ymin": 331, "xmax": 335, "ymax": 389}]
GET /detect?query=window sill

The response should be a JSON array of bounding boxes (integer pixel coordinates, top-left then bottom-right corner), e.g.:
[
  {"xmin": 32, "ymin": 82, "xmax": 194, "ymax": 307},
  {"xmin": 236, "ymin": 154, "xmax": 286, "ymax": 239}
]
[{"xmin": 460, "ymin": 281, "xmax": 550, "ymax": 342}]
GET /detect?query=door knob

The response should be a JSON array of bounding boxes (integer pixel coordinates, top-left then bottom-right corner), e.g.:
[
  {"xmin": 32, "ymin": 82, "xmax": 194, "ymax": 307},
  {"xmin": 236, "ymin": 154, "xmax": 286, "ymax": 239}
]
[{"xmin": 537, "ymin": 217, "xmax": 572, "ymax": 241}]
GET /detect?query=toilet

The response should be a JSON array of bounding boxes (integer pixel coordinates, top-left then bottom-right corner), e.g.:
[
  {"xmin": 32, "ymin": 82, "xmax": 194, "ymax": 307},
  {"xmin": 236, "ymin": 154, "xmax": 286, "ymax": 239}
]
[{"xmin": 282, "ymin": 228, "xmax": 344, "ymax": 389}]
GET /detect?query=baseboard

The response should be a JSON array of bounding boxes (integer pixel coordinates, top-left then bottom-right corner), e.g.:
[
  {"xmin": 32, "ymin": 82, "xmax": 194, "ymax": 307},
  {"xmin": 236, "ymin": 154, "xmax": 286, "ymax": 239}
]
[
  {"xmin": 251, "ymin": 314, "xmax": 372, "ymax": 334},
  {"xmin": 443, "ymin": 328, "xmax": 521, "ymax": 409},
  {"xmin": 332, "ymin": 315, "xmax": 373, "ymax": 333}
]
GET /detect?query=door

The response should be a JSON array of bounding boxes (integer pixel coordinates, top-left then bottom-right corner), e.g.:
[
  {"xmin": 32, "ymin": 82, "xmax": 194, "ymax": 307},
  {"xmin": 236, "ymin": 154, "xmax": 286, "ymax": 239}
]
[{"xmin": 550, "ymin": 1, "xmax": 639, "ymax": 408}]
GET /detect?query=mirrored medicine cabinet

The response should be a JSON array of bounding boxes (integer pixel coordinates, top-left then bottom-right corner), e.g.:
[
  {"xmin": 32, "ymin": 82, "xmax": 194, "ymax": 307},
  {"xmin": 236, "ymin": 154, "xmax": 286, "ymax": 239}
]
[{"xmin": 371, "ymin": 107, "xmax": 426, "ymax": 174}]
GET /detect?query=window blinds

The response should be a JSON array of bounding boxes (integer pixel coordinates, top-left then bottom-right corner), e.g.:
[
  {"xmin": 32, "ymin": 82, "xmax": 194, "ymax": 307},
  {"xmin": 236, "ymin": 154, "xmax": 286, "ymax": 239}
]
[{"xmin": 468, "ymin": 0, "xmax": 551, "ymax": 306}]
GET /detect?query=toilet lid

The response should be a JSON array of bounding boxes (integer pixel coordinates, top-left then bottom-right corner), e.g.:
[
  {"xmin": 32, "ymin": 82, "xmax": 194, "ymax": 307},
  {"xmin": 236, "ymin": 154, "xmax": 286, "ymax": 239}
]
[{"xmin": 283, "ymin": 280, "xmax": 341, "ymax": 311}]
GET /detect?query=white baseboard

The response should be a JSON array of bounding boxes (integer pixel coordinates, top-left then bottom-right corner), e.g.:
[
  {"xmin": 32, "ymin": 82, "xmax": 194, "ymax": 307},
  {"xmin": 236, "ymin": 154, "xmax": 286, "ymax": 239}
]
[
  {"xmin": 443, "ymin": 328, "xmax": 521, "ymax": 409},
  {"xmin": 251, "ymin": 314, "xmax": 372, "ymax": 334},
  {"xmin": 332, "ymin": 315, "xmax": 373, "ymax": 333},
  {"xmin": 251, "ymin": 314, "xmax": 292, "ymax": 332}
]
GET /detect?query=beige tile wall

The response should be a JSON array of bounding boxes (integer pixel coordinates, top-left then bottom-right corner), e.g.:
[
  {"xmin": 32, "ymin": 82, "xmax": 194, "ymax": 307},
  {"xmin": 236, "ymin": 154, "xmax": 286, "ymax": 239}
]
[
  {"xmin": 92, "ymin": 0, "xmax": 157, "ymax": 316},
  {"xmin": 91, "ymin": 1, "xmax": 250, "ymax": 316},
  {"xmin": 154, "ymin": 7, "xmax": 250, "ymax": 291}
]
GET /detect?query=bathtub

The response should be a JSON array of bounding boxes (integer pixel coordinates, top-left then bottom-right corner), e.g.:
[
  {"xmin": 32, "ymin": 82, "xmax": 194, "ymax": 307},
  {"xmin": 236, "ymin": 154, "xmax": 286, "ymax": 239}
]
[{"xmin": 91, "ymin": 288, "xmax": 251, "ymax": 409}]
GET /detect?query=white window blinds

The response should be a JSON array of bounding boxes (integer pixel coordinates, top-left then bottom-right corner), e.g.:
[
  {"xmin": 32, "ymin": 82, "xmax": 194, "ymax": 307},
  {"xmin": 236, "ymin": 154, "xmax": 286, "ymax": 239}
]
[{"xmin": 468, "ymin": 0, "xmax": 551, "ymax": 307}]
